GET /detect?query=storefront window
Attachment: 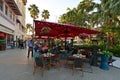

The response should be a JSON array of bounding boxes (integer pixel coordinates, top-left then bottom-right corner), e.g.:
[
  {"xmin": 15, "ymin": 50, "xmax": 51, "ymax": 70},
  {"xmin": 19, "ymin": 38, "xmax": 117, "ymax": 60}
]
[
  {"xmin": 9, "ymin": 10, "xmax": 12, "ymax": 19},
  {"xmin": 5, "ymin": 5, "xmax": 8, "ymax": 15},
  {"xmin": 13, "ymin": 14, "xmax": 15, "ymax": 21},
  {"xmin": 0, "ymin": 0, "xmax": 3, "ymax": 11}
]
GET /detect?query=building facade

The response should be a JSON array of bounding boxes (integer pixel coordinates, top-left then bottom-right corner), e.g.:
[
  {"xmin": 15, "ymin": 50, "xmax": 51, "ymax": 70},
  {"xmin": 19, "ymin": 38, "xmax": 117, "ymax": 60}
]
[{"xmin": 0, "ymin": 0, "xmax": 27, "ymax": 49}]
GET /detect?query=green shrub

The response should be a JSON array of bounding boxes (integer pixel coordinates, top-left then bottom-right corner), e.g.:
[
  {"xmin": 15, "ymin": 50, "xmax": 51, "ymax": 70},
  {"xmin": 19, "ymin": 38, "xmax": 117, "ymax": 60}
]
[
  {"xmin": 107, "ymin": 45, "xmax": 120, "ymax": 57},
  {"xmin": 0, "ymin": 39, "xmax": 5, "ymax": 45},
  {"xmin": 73, "ymin": 43, "xmax": 120, "ymax": 57}
]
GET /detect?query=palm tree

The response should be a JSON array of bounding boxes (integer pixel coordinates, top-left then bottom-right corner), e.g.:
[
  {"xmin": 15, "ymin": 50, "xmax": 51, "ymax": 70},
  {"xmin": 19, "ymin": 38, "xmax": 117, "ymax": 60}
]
[
  {"xmin": 92, "ymin": 0, "xmax": 120, "ymax": 46},
  {"xmin": 28, "ymin": 4, "xmax": 39, "ymax": 20},
  {"xmin": 41, "ymin": 9, "xmax": 50, "ymax": 21},
  {"xmin": 59, "ymin": 8, "xmax": 77, "ymax": 24},
  {"xmin": 26, "ymin": 23, "xmax": 34, "ymax": 35},
  {"xmin": 58, "ymin": 13, "xmax": 68, "ymax": 23},
  {"xmin": 59, "ymin": 0, "xmax": 97, "ymax": 28},
  {"xmin": 77, "ymin": 0, "xmax": 98, "ymax": 28},
  {"xmin": 28, "ymin": 4, "xmax": 39, "ymax": 35}
]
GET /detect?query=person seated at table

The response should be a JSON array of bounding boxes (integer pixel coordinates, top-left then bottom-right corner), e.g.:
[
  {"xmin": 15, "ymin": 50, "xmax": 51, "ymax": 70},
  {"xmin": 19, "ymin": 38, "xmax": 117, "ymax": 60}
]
[
  {"xmin": 41, "ymin": 43, "xmax": 48, "ymax": 54},
  {"xmin": 33, "ymin": 43, "xmax": 40, "ymax": 59},
  {"xmin": 34, "ymin": 43, "xmax": 39, "ymax": 52},
  {"xmin": 72, "ymin": 46, "xmax": 78, "ymax": 55},
  {"xmin": 49, "ymin": 47, "xmax": 56, "ymax": 54},
  {"xmin": 58, "ymin": 44, "xmax": 62, "ymax": 49}
]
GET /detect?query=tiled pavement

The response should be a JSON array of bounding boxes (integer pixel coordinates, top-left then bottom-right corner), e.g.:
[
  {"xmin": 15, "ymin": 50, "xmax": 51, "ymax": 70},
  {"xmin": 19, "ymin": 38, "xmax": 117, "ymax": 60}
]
[{"xmin": 0, "ymin": 48, "xmax": 120, "ymax": 80}]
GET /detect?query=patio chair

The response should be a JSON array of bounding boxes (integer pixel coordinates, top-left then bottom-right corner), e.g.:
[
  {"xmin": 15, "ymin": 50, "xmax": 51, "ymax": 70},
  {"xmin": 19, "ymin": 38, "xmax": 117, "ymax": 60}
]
[
  {"xmin": 33, "ymin": 56, "xmax": 46, "ymax": 77},
  {"xmin": 82, "ymin": 51, "xmax": 93, "ymax": 73},
  {"xmin": 66, "ymin": 50, "xmax": 74, "ymax": 58},
  {"xmin": 72, "ymin": 58, "xmax": 84, "ymax": 77},
  {"xmin": 90, "ymin": 45, "xmax": 99, "ymax": 66},
  {"xmin": 50, "ymin": 48, "xmax": 56, "ymax": 54},
  {"xmin": 51, "ymin": 53, "xmax": 61, "ymax": 69},
  {"xmin": 66, "ymin": 50, "xmax": 74, "ymax": 65},
  {"xmin": 84, "ymin": 56, "xmax": 93, "ymax": 73}
]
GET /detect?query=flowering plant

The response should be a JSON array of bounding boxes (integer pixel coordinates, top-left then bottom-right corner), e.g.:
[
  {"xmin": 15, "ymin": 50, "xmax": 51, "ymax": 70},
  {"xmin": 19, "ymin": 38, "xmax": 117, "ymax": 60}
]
[{"xmin": 102, "ymin": 50, "xmax": 113, "ymax": 57}]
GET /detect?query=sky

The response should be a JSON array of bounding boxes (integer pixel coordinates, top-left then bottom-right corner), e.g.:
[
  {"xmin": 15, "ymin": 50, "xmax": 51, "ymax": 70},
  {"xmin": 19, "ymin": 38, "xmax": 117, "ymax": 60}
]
[{"xmin": 26, "ymin": 0, "xmax": 100, "ymax": 25}]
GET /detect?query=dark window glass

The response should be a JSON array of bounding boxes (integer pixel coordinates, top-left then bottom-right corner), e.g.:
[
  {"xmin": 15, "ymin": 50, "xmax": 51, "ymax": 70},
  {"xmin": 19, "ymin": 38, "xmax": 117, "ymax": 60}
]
[
  {"xmin": 9, "ymin": 11, "xmax": 12, "ymax": 19},
  {"xmin": 0, "ymin": 0, "xmax": 3, "ymax": 11},
  {"xmin": 5, "ymin": 5, "xmax": 8, "ymax": 15}
]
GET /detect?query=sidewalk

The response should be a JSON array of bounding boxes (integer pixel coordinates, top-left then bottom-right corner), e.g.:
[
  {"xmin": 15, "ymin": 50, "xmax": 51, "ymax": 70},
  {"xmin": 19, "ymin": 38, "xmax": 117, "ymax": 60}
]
[
  {"xmin": 112, "ymin": 56, "xmax": 120, "ymax": 68},
  {"xmin": 0, "ymin": 48, "xmax": 120, "ymax": 80}
]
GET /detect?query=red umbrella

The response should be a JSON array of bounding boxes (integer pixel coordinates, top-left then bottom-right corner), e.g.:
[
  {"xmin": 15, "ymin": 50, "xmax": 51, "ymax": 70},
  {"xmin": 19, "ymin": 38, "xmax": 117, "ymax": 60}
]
[
  {"xmin": 34, "ymin": 20, "xmax": 100, "ymax": 49},
  {"xmin": 34, "ymin": 20, "xmax": 100, "ymax": 37}
]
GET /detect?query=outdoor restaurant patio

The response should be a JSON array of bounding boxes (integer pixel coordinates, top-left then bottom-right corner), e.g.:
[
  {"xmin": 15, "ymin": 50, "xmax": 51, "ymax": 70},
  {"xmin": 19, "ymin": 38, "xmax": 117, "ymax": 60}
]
[
  {"xmin": 0, "ymin": 0, "xmax": 120, "ymax": 80},
  {"xmin": 22, "ymin": 20, "xmax": 119, "ymax": 80}
]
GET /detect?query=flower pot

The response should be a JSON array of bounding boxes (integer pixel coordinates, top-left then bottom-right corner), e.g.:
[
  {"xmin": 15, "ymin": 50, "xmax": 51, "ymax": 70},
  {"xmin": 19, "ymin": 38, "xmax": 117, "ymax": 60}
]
[{"xmin": 100, "ymin": 55, "xmax": 110, "ymax": 70}]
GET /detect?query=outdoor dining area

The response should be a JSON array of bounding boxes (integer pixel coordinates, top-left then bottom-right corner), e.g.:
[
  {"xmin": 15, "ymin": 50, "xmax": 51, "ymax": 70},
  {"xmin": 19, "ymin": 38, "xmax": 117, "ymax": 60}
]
[{"xmin": 31, "ymin": 20, "xmax": 112, "ymax": 77}]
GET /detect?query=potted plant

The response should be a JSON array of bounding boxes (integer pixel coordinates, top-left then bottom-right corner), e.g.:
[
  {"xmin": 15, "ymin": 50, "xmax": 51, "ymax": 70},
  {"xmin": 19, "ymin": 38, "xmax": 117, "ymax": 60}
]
[
  {"xmin": 0, "ymin": 39, "xmax": 6, "ymax": 50},
  {"xmin": 100, "ymin": 50, "xmax": 113, "ymax": 70},
  {"xmin": 102, "ymin": 50, "xmax": 113, "ymax": 57}
]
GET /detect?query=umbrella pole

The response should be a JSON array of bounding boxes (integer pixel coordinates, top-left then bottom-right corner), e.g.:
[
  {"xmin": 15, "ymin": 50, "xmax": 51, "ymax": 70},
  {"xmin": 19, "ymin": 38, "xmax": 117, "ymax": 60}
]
[
  {"xmin": 65, "ymin": 37, "xmax": 67, "ymax": 50},
  {"xmin": 48, "ymin": 36, "xmax": 50, "ymax": 49}
]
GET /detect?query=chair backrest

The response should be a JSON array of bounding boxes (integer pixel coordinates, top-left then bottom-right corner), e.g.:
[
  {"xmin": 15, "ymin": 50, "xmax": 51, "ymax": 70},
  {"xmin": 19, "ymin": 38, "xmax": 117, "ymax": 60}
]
[
  {"xmin": 51, "ymin": 53, "xmax": 60, "ymax": 61},
  {"xmin": 50, "ymin": 48, "xmax": 55, "ymax": 54},
  {"xmin": 55, "ymin": 53, "xmax": 60, "ymax": 59},
  {"xmin": 74, "ymin": 58, "xmax": 83, "ymax": 68},
  {"xmin": 68, "ymin": 50, "xmax": 73, "ymax": 56},
  {"xmin": 33, "ymin": 52, "xmax": 40, "ymax": 59},
  {"xmin": 72, "ymin": 48, "xmax": 78, "ymax": 54},
  {"xmin": 35, "ymin": 57, "xmax": 44, "ymax": 67}
]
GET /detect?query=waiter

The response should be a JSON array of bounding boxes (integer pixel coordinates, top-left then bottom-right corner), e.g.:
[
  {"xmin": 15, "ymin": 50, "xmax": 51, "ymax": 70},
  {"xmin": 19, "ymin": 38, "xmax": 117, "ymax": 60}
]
[{"xmin": 27, "ymin": 39, "xmax": 34, "ymax": 58}]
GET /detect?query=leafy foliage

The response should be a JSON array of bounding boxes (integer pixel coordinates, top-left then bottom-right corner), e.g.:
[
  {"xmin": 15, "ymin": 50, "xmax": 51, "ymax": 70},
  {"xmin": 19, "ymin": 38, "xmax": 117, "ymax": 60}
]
[
  {"xmin": 59, "ymin": 0, "xmax": 98, "ymax": 28},
  {"xmin": 28, "ymin": 4, "xmax": 39, "ymax": 19},
  {"xmin": 26, "ymin": 23, "xmax": 34, "ymax": 35},
  {"xmin": 0, "ymin": 39, "xmax": 5, "ymax": 45},
  {"xmin": 41, "ymin": 9, "xmax": 50, "ymax": 21},
  {"xmin": 107, "ymin": 45, "xmax": 120, "ymax": 57},
  {"xmin": 102, "ymin": 50, "xmax": 113, "ymax": 57}
]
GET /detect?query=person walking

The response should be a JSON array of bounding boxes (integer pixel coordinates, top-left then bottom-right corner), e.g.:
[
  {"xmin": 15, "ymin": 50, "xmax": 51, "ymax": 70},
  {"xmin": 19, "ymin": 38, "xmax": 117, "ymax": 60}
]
[{"xmin": 27, "ymin": 39, "xmax": 34, "ymax": 58}]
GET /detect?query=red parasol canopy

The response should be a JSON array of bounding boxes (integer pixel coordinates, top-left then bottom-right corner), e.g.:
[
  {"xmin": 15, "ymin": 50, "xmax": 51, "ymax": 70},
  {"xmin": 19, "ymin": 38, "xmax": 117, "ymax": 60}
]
[{"xmin": 34, "ymin": 20, "xmax": 100, "ymax": 38}]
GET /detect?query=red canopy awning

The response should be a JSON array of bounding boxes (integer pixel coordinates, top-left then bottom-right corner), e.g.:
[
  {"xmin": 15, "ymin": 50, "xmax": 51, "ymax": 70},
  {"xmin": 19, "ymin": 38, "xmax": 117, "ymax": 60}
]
[
  {"xmin": 34, "ymin": 20, "xmax": 100, "ymax": 38},
  {"xmin": 0, "ymin": 33, "xmax": 5, "ymax": 38}
]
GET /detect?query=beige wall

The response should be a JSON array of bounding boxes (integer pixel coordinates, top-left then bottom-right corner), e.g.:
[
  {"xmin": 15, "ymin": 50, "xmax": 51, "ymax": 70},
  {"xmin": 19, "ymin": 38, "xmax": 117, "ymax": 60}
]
[
  {"xmin": 0, "ymin": 0, "xmax": 26, "ymax": 40},
  {"xmin": 0, "ymin": 1, "xmax": 16, "ymax": 35},
  {"xmin": 14, "ymin": 0, "xmax": 26, "ymax": 40},
  {"xmin": 15, "ymin": 0, "xmax": 26, "ymax": 27}
]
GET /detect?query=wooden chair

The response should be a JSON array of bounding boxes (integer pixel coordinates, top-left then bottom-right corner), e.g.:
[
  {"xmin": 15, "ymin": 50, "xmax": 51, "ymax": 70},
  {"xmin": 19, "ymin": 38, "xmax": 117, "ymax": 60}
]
[
  {"xmin": 83, "ymin": 51, "xmax": 93, "ymax": 73},
  {"xmin": 72, "ymin": 58, "xmax": 84, "ymax": 77},
  {"xmin": 51, "ymin": 53, "xmax": 61, "ymax": 69},
  {"xmin": 33, "ymin": 56, "xmax": 45, "ymax": 77},
  {"xmin": 66, "ymin": 50, "xmax": 74, "ymax": 65}
]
